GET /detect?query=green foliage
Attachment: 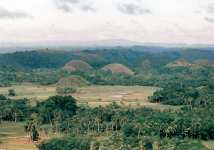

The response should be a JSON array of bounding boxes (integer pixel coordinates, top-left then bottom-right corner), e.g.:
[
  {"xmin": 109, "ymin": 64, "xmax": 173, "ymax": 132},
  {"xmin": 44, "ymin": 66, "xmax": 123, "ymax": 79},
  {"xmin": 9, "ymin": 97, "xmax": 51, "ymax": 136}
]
[
  {"xmin": 0, "ymin": 99, "xmax": 29, "ymax": 122},
  {"xmin": 122, "ymin": 124, "xmax": 138, "ymax": 137},
  {"xmin": 0, "ymin": 49, "xmax": 214, "ymax": 149},
  {"xmin": 0, "ymin": 48, "xmax": 213, "ymax": 72},
  {"xmin": 36, "ymin": 96, "xmax": 77, "ymax": 124},
  {"xmin": 31, "ymin": 126, "xmax": 40, "ymax": 141},
  {"xmin": 0, "ymin": 94, "xmax": 7, "ymax": 100},
  {"xmin": 38, "ymin": 135, "xmax": 96, "ymax": 150},
  {"xmin": 50, "ymin": 106, "xmax": 214, "ymax": 141},
  {"xmin": 56, "ymin": 87, "xmax": 77, "ymax": 94},
  {"xmin": 0, "ymin": 48, "xmax": 213, "ymax": 88},
  {"xmin": 157, "ymin": 138, "xmax": 205, "ymax": 150},
  {"xmin": 0, "ymin": 69, "xmax": 71, "ymax": 86},
  {"xmin": 0, "ymin": 50, "xmax": 75, "ymax": 69},
  {"xmin": 37, "ymin": 106, "xmax": 208, "ymax": 149},
  {"xmin": 8, "ymin": 89, "xmax": 16, "ymax": 96},
  {"xmin": 149, "ymin": 79, "xmax": 214, "ymax": 107}
]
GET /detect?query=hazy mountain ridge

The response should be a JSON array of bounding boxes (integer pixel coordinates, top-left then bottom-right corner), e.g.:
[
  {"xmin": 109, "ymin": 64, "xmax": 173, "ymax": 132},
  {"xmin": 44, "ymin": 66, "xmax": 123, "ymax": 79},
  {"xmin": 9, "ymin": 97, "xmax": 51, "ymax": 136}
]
[{"xmin": 0, "ymin": 39, "xmax": 214, "ymax": 53}]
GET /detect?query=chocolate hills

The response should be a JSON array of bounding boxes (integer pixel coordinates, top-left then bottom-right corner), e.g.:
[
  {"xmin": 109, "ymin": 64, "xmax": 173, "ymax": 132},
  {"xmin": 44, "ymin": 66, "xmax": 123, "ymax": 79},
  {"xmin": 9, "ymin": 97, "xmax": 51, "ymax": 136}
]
[
  {"xmin": 63, "ymin": 60, "xmax": 93, "ymax": 72},
  {"xmin": 101, "ymin": 63, "xmax": 134, "ymax": 75}
]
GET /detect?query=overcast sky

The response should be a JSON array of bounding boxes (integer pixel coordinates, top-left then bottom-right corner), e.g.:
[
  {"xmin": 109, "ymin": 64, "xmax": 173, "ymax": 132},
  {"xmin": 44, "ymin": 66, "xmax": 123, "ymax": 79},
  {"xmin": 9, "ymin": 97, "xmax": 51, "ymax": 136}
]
[{"xmin": 0, "ymin": 0, "xmax": 214, "ymax": 44}]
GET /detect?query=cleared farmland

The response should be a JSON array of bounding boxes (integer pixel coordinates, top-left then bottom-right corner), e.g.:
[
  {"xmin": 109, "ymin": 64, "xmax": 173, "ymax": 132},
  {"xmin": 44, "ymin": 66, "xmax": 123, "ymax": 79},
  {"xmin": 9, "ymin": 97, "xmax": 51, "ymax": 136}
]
[
  {"xmin": 0, "ymin": 122, "xmax": 37, "ymax": 150},
  {"xmin": 0, "ymin": 84, "xmax": 160, "ymax": 107},
  {"xmin": 0, "ymin": 84, "xmax": 56, "ymax": 101},
  {"xmin": 73, "ymin": 85, "xmax": 159, "ymax": 107}
]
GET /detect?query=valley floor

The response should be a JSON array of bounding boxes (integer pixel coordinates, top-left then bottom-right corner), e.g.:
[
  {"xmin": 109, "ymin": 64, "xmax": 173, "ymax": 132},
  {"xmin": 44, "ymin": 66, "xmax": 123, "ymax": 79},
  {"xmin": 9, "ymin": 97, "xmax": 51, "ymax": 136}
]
[{"xmin": 0, "ymin": 84, "xmax": 160, "ymax": 107}]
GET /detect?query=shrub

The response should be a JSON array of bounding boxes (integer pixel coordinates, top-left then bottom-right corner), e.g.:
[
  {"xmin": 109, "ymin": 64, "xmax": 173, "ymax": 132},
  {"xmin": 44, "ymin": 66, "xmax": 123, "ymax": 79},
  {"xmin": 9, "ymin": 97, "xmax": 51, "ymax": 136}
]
[
  {"xmin": 0, "ymin": 94, "xmax": 7, "ymax": 100},
  {"xmin": 8, "ymin": 89, "xmax": 16, "ymax": 96},
  {"xmin": 56, "ymin": 87, "xmax": 77, "ymax": 95}
]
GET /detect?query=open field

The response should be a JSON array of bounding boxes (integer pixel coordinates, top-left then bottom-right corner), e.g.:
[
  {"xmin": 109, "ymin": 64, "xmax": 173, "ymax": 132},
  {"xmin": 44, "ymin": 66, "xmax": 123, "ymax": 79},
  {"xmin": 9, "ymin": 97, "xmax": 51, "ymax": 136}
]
[
  {"xmin": 0, "ymin": 84, "xmax": 180, "ymax": 109},
  {"xmin": 74, "ymin": 85, "xmax": 159, "ymax": 107},
  {"xmin": 0, "ymin": 122, "xmax": 37, "ymax": 150},
  {"xmin": 0, "ymin": 84, "xmax": 56, "ymax": 101},
  {"xmin": 0, "ymin": 122, "xmax": 63, "ymax": 150},
  {"xmin": 0, "ymin": 84, "xmax": 162, "ymax": 108},
  {"xmin": 202, "ymin": 140, "xmax": 214, "ymax": 149}
]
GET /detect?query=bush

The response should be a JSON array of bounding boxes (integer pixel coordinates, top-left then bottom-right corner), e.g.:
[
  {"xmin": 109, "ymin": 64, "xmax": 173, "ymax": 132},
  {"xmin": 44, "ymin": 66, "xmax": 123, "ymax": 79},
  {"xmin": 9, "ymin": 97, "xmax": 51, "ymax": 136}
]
[
  {"xmin": 8, "ymin": 89, "xmax": 16, "ymax": 96},
  {"xmin": 0, "ymin": 94, "xmax": 7, "ymax": 100},
  {"xmin": 37, "ymin": 96, "xmax": 77, "ymax": 124},
  {"xmin": 56, "ymin": 87, "xmax": 77, "ymax": 95},
  {"xmin": 38, "ymin": 136, "xmax": 97, "ymax": 150}
]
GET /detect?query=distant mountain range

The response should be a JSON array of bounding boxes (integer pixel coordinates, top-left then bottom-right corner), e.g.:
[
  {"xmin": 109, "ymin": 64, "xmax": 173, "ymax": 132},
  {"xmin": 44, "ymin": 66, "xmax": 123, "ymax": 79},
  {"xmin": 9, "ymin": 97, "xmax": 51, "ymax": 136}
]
[{"xmin": 0, "ymin": 39, "xmax": 214, "ymax": 53}]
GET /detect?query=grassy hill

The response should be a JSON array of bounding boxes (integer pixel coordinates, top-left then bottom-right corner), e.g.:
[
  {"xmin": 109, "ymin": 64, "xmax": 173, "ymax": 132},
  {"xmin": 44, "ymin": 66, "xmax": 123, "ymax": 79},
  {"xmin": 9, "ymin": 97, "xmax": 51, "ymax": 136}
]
[
  {"xmin": 101, "ymin": 63, "xmax": 134, "ymax": 75},
  {"xmin": 166, "ymin": 59, "xmax": 193, "ymax": 68},
  {"xmin": 63, "ymin": 60, "xmax": 93, "ymax": 72},
  {"xmin": 57, "ymin": 75, "xmax": 89, "ymax": 87}
]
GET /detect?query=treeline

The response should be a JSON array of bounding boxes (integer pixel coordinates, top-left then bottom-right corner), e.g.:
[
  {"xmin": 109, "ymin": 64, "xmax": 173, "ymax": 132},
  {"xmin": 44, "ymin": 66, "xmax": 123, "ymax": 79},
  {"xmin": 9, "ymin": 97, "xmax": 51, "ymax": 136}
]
[
  {"xmin": 0, "ymin": 98, "xmax": 29, "ymax": 122},
  {"xmin": 0, "ymin": 69, "xmax": 70, "ymax": 86},
  {"xmin": 0, "ymin": 50, "xmax": 75, "ymax": 69},
  {"xmin": 149, "ymin": 75, "xmax": 214, "ymax": 107}
]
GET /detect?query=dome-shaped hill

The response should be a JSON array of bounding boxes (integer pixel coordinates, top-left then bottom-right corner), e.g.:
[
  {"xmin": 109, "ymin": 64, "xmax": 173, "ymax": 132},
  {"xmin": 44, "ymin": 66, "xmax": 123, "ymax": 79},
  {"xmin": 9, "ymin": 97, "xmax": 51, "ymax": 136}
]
[
  {"xmin": 63, "ymin": 60, "xmax": 93, "ymax": 72},
  {"xmin": 57, "ymin": 75, "xmax": 89, "ymax": 87},
  {"xmin": 166, "ymin": 59, "xmax": 192, "ymax": 68},
  {"xmin": 101, "ymin": 63, "xmax": 134, "ymax": 75}
]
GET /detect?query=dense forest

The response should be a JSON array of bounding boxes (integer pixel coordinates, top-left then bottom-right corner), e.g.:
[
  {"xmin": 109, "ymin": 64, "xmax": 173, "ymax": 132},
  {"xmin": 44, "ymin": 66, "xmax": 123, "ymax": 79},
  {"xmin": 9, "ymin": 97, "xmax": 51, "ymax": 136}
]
[
  {"xmin": 0, "ymin": 47, "xmax": 214, "ymax": 87},
  {"xmin": 0, "ymin": 47, "xmax": 214, "ymax": 70},
  {"xmin": 0, "ymin": 47, "xmax": 214, "ymax": 149},
  {"xmin": 1, "ymin": 95, "xmax": 213, "ymax": 149}
]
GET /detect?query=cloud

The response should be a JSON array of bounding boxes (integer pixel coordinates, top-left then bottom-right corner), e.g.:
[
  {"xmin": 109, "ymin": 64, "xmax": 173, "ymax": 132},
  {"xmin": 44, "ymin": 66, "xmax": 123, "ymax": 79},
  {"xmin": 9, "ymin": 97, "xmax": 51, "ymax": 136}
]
[
  {"xmin": 208, "ymin": 3, "xmax": 214, "ymax": 13},
  {"xmin": 62, "ymin": 0, "xmax": 80, "ymax": 4},
  {"xmin": 0, "ymin": 7, "xmax": 31, "ymax": 19},
  {"xmin": 205, "ymin": 17, "xmax": 214, "ymax": 23},
  {"xmin": 56, "ymin": 3, "xmax": 72, "ymax": 12},
  {"xmin": 55, "ymin": 0, "xmax": 96, "ymax": 13},
  {"xmin": 80, "ymin": 5, "xmax": 96, "ymax": 12},
  {"xmin": 117, "ymin": 3, "xmax": 151, "ymax": 15}
]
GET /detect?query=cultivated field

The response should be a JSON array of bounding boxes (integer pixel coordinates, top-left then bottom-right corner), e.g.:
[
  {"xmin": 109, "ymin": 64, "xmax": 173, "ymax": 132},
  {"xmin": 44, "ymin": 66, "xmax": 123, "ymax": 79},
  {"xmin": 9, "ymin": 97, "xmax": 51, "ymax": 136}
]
[
  {"xmin": 0, "ymin": 84, "xmax": 56, "ymax": 101},
  {"xmin": 0, "ymin": 122, "xmax": 37, "ymax": 150},
  {"xmin": 0, "ymin": 122, "xmax": 62, "ymax": 150},
  {"xmin": 0, "ymin": 84, "xmax": 161, "ymax": 108},
  {"xmin": 74, "ymin": 85, "xmax": 159, "ymax": 107}
]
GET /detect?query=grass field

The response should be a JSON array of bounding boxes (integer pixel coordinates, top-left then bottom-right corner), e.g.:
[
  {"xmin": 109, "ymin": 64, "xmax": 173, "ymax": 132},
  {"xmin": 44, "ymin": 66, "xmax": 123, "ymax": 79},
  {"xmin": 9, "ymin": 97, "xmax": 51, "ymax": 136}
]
[
  {"xmin": 0, "ymin": 122, "xmax": 63, "ymax": 150},
  {"xmin": 202, "ymin": 140, "xmax": 214, "ymax": 149},
  {"xmin": 0, "ymin": 122, "xmax": 37, "ymax": 150},
  {"xmin": 74, "ymin": 85, "xmax": 159, "ymax": 107},
  {"xmin": 0, "ymin": 84, "xmax": 56, "ymax": 101},
  {"xmin": 0, "ymin": 84, "xmax": 162, "ymax": 108}
]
